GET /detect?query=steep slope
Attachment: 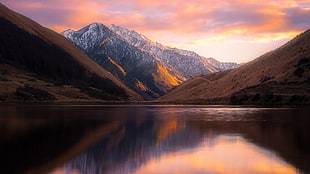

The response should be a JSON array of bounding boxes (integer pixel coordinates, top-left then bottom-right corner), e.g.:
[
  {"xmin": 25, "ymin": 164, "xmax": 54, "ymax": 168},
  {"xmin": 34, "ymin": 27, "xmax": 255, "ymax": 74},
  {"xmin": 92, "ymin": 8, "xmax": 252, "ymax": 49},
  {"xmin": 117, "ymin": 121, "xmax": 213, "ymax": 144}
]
[
  {"xmin": 157, "ymin": 29, "xmax": 310, "ymax": 104},
  {"xmin": 62, "ymin": 23, "xmax": 184, "ymax": 99},
  {"xmin": 62, "ymin": 23, "xmax": 239, "ymax": 99},
  {"xmin": 0, "ymin": 3, "xmax": 142, "ymax": 102},
  {"xmin": 108, "ymin": 24, "xmax": 239, "ymax": 78}
]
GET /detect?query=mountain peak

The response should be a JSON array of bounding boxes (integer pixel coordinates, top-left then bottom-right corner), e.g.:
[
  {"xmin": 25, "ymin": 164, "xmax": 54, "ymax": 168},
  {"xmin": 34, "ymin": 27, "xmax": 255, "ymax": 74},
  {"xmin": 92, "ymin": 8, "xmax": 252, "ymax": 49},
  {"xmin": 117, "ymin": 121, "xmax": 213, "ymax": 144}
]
[
  {"xmin": 90, "ymin": 22, "xmax": 102, "ymax": 26},
  {"xmin": 108, "ymin": 24, "xmax": 153, "ymax": 45},
  {"xmin": 88, "ymin": 22, "xmax": 104, "ymax": 30},
  {"xmin": 157, "ymin": 28, "xmax": 310, "ymax": 104},
  {"xmin": 0, "ymin": 3, "xmax": 142, "ymax": 102},
  {"xmin": 61, "ymin": 29, "xmax": 73, "ymax": 36},
  {"xmin": 62, "ymin": 23, "xmax": 240, "ymax": 99},
  {"xmin": 62, "ymin": 23, "xmax": 112, "ymax": 51}
]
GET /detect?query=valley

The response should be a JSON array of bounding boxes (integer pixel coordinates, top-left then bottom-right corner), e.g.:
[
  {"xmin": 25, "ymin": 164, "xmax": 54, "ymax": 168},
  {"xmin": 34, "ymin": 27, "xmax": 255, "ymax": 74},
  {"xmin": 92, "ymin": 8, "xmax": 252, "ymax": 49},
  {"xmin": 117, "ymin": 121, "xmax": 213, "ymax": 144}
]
[{"xmin": 0, "ymin": 3, "xmax": 309, "ymax": 105}]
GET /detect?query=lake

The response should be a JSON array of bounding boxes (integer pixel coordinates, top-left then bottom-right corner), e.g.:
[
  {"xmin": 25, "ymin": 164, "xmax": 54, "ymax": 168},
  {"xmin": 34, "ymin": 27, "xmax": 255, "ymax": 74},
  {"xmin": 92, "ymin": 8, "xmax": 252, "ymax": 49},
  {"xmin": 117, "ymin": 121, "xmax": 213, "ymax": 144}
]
[{"xmin": 0, "ymin": 105, "xmax": 309, "ymax": 174}]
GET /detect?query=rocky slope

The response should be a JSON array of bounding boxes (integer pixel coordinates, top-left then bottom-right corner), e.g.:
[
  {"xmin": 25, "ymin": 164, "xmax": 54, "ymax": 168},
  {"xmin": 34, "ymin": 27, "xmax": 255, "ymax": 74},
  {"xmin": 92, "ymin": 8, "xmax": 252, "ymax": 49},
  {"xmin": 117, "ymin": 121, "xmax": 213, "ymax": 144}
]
[
  {"xmin": 157, "ymin": 29, "xmax": 310, "ymax": 105},
  {"xmin": 107, "ymin": 24, "xmax": 239, "ymax": 77},
  {"xmin": 62, "ymin": 23, "xmax": 239, "ymax": 99},
  {"xmin": 0, "ymin": 3, "xmax": 142, "ymax": 102}
]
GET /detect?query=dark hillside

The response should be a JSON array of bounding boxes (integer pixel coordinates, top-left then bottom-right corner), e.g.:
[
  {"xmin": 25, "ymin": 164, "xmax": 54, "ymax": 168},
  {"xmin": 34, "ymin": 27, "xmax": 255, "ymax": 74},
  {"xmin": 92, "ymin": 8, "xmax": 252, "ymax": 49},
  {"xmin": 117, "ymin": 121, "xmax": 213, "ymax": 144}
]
[{"xmin": 0, "ymin": 3, "xmax": 142, "ymax": 102}]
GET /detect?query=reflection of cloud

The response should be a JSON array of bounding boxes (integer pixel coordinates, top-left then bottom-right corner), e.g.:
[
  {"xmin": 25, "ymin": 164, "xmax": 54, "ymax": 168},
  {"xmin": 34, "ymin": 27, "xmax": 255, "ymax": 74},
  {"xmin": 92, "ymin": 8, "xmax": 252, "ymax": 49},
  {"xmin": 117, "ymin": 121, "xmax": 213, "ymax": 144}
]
[
  {"xmin": 44, "ymin": 106, "xmax": 309, "ymax": 174},
  {"xmin": 135, "ymin": 136, "xmax": 297, "ymax": 174},
  {"xmin": 54, "ymin": 120, "xmax": 205, "ymax": 174}
]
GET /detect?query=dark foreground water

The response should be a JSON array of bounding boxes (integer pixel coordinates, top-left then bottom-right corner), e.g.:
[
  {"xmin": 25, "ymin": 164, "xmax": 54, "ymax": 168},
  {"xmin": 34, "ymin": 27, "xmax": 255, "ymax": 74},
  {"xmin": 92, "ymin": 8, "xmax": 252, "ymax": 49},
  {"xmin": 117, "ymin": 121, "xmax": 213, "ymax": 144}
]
[{"xmin": 0, "ymin": 105, "xmax": 309, "ymax": 174}]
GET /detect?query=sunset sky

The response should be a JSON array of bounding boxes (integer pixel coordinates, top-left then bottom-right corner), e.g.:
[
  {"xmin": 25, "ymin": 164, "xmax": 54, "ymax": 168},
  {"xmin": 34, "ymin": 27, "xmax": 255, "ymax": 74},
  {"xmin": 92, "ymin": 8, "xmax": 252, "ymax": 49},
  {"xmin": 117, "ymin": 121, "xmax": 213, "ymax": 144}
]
[{"xmin": 2, "ymin": 0, "xmax": 310, "ymax": 63}]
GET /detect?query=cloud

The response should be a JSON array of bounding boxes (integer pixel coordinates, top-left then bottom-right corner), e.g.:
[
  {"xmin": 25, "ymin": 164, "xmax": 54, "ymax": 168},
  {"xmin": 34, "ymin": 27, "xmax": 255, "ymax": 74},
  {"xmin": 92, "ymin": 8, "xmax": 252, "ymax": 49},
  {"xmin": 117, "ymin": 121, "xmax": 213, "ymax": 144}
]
[
  {"xmin": 284, "ymin": 7, "xmax": 310, "ymax": 28},
  {"xmin": 2, "ymin": 0, "xmax": 309, "ymax": 35},
  {"xmin": 1, "ymin": 0, "xmax": 309, "ymax": 62}
]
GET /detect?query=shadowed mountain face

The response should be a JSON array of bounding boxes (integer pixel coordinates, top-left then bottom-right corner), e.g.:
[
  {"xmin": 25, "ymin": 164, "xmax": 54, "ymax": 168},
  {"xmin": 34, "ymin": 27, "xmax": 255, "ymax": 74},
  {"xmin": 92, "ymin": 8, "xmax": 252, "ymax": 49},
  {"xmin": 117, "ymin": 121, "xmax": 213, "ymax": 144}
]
[
  {"xmin": 62, "ymin": 23, "xmax": 239, "ymax": 99},
  {"xmin": 157, "ymin": 29, "xmax": 310, "ymax": 104},
  {"xmin": 0, "ymin": 3, "xmax": 142, "ymax": 102}
]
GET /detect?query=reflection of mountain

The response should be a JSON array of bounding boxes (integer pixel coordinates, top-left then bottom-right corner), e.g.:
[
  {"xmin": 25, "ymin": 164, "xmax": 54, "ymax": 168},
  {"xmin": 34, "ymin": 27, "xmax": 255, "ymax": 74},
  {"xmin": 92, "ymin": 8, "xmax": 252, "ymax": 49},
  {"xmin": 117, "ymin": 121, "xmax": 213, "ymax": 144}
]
[
  {"xmin": 187, "ymin": 109, "xmax": 310, "ymax": 174},
  {"xmin": 64, "ymin": 120, "xmax": 205, "ymax": 174},
  {"xmin": 0, "ymin": 106, "xmax": 125, "ymax": 174},
  {"xmin": 60, "ymin": 108, "xmax": 310, "ymax": 174},
  {"xmin": 1, "ymin": 106, "xmax": 309, "ymax": 174}
]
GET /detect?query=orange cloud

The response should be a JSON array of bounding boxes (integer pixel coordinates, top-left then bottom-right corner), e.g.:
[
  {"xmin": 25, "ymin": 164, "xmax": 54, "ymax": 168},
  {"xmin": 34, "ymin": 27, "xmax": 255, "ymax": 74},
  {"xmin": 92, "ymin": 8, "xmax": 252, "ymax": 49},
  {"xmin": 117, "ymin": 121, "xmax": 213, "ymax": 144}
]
[
  {"xmin": 2, "ymin": 0, "xmax": 309, "ymax": 34},
  {"xmin": 1, "ymin": 0, "xmax": 309, "ymax": 62}
]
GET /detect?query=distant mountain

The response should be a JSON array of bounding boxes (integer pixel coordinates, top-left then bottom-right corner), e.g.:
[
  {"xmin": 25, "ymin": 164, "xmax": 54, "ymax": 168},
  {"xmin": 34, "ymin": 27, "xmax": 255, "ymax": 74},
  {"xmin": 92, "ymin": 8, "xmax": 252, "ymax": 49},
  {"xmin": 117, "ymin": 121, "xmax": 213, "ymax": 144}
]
[
  {"xmin": 107, "ymin": 24, "xmax": 239, "ymax": 77},
  {"xmin": 157, "ymin": 29, "xmax": 310, "ymax": 105},
  {"xmin": 62, "ymin": 23, "xmax": 239, "ymax": 99},
  {"xmin": 0, "ymin": 3, "xmax": 142, "ymax": 102},
  {"xmin": 204, "ymin": 57, "xmax": 241, "ymax": 71}
]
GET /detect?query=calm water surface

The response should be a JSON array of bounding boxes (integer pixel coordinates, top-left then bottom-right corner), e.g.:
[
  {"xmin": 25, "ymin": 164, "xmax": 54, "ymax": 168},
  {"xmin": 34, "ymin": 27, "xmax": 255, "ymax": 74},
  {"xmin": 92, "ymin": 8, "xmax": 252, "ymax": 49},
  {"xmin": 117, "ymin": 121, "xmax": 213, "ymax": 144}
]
[{"xmin": 0, "ymin": 105, "xmax": 309, "ymax": 174}]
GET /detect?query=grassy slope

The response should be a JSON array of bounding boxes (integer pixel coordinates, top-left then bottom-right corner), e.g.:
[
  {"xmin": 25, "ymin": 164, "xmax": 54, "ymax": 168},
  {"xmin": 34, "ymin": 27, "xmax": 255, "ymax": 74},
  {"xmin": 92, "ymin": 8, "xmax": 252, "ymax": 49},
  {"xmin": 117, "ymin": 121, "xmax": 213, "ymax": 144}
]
[
  {"xmin": 0, "ymin": 3, "xmax": 142, "ymax": 102},
  {"xmin": 157, "ymin": 29, "xmax": 310, "ymax": 104}
]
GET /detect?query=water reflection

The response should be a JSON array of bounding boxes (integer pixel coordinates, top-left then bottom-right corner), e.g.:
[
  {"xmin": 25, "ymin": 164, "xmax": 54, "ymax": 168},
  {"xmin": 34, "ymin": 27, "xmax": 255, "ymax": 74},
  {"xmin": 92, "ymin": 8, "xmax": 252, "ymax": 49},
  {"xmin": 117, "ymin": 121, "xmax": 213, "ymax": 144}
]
[
  {"xmin": 135, "ymin": 135, "xmax": 297, "ymax": 174},
  {"xmin": 49, "ymin": 120, "xmax": 305, "ymax": 174},
  {"xmin": 0, "ymin": 105, "xmax": 309, "ymax": 174}
]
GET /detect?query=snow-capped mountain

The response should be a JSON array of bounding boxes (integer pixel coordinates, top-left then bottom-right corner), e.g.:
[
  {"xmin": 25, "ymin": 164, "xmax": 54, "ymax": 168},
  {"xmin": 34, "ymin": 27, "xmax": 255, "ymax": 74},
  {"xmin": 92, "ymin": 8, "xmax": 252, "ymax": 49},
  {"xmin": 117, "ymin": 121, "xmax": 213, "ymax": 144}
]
[
  {"xmin": 205, "ymin": 58, "xmax": 240, "ymax": 71},
  {"xmin": 107, "ymin": 24, "xmax": 239, "ymax": 78},
  {"xmin": 62, "ymin": 23, "xmax": 239, "ymax": 99}
]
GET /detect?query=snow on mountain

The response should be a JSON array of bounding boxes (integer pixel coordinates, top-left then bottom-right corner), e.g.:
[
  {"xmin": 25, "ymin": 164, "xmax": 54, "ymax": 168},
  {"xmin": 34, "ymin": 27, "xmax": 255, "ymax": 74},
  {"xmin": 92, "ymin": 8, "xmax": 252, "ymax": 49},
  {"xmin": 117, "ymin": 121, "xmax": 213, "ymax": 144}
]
[
  {"xmin": 107, "ymin": 24, "xmax": 239, "ymax": 78},
  {"xmin": 205, "ymin": 58, "xmax": 240, "ymax": 71},
  {"xmin": 62, "ymin": 23, "xmax": 112, "ymax": 51},
  {"xmin": 61, "ymin": 23, "xmax": 240, "ymax": 99}
]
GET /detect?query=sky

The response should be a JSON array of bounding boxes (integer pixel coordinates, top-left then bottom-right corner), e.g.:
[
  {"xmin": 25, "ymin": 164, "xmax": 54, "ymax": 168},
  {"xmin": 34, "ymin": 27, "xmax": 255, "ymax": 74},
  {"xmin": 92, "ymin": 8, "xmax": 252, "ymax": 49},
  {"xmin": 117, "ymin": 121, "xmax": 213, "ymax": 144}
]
[{"xmin": 1, "ymin": 0, "xmax": 310, "ymax": 63}]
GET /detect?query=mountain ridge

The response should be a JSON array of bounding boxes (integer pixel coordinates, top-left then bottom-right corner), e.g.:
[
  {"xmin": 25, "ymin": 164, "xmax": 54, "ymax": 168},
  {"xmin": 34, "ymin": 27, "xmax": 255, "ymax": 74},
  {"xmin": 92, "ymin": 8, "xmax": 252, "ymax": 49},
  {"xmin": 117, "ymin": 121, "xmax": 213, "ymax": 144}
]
[
  {"xmin": 0, "ymin": 3, "xmax": 142, "ymax": 102},
  {"xmin": 62, "ymin": 22, "xmax": 239, "ymax": 99},
  {"xmin": 107, "ymin": 23, "xmax": 240, "ymax": 76},
  {"xmin": 156, "ymin": 29, "xmax": 310, "ymax": 104}
]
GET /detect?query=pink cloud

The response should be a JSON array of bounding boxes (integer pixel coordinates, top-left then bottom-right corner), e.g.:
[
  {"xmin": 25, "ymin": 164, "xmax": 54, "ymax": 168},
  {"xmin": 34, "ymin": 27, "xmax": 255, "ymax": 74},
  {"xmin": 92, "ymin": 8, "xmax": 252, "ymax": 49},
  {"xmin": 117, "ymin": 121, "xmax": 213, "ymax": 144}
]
[
  {"xmin": 1, "ymin": 0, "xmax": 309, "ymax": 38},
  {"xmin": 2, "ymin": 0, "xmax": 309, "ymax": 63}
]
